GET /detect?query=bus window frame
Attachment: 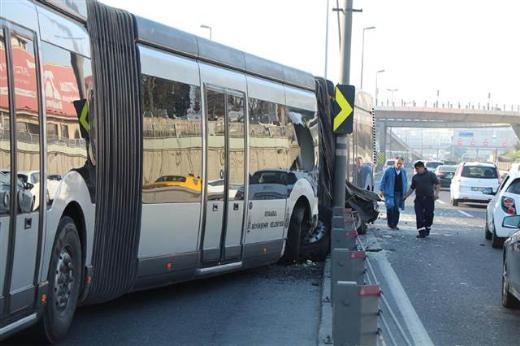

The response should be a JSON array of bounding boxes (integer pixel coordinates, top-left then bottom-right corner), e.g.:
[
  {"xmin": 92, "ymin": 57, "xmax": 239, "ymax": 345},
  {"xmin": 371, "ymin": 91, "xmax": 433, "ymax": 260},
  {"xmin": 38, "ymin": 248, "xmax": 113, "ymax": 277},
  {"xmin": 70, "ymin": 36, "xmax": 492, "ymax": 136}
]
[{"xmin": 0, "ymin": 19, "xmax": 46, "ymax": 318}]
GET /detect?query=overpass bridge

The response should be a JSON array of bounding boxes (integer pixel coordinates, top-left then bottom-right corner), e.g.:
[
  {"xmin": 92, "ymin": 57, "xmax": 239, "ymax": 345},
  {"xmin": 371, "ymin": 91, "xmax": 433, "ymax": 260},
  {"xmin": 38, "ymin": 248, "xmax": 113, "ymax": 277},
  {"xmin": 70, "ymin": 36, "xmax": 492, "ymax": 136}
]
[{"xmin": 374, "ymin": 106, "xmax": 520, "ymax": 161}]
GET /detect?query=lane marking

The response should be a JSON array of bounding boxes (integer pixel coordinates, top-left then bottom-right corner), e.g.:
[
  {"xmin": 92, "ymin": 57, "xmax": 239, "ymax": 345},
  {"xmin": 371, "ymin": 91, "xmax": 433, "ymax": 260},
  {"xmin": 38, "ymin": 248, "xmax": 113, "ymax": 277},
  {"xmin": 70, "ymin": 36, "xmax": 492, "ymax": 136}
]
[{"xmin": 457, "ymin": 210, "xmax": 474, "ymax": 218}]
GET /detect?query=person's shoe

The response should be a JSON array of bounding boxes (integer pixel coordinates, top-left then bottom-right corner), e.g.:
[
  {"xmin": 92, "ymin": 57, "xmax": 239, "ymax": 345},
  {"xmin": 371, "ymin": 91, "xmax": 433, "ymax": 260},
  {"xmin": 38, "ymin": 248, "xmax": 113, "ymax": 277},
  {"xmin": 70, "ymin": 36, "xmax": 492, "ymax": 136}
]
[
  {"xmin": 394, "ymin": 226, "xmax": 400, "ymax": 231},
  {"xmin": 425, "ymin": 227, "xmax": 431, "ymax": 236},
  {"xmin": 416, "ymin": 228, "xmax": 426, "ymax": 238}
]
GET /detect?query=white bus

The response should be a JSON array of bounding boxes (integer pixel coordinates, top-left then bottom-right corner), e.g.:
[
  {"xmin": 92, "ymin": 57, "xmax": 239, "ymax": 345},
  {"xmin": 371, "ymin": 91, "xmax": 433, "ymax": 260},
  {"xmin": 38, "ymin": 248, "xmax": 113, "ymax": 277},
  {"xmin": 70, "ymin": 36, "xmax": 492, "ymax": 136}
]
[{"xmin": 0, "ymin": 0, "xmax": 333, "ymax": 342}]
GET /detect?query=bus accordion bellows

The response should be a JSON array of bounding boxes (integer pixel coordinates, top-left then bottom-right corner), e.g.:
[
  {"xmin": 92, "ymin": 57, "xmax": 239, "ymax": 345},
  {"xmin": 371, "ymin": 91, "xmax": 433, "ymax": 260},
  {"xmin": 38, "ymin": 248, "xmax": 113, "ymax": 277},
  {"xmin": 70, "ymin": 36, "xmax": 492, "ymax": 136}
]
[{"xmin": 0, "ymin": 0, "xmax": 374, "ymax": 342}]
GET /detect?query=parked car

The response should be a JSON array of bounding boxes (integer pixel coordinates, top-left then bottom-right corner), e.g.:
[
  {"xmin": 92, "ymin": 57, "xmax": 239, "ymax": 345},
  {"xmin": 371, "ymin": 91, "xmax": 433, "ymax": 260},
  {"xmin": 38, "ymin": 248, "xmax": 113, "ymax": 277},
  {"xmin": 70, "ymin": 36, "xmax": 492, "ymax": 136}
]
[
  {"xmin": 0, "ymin": 171, "xmax": 35, "ymax": 213},
  {"xmin": 450, "ymin": 162, "xmax": 500, "ymax": 206},
  {"xmin": 442, "ymin": 160, "xmax": 458, "ymax": 165},
  {"xmin": 383, "ymin": 159, "xmax": 395, "ymax": 171},
  {"xmin": 485, "ymin": 169, "xmax": 520, "ymax": 247},
  {"xmin": 435, "ymin": 165, "xmax": 457, "ymax": 188},
  {"xmin": 501, "ymin": 215, "xmax": 520, "ymax": 308},
  {"xmin": 425, "ymin": 160, "xmax": 444, "ymax": 170}
]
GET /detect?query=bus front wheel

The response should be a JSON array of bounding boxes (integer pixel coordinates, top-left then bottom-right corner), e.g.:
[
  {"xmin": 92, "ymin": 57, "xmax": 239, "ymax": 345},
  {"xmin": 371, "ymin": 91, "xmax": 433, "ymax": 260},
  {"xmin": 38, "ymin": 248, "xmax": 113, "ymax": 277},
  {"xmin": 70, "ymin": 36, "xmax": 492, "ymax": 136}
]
[
  {"xmin": 280, "ymin": 206, "xmax": 306, "ymax": 264},
  {"xmin": 39, "ymin": 216, "xmax": 82, "ymax": 344}
]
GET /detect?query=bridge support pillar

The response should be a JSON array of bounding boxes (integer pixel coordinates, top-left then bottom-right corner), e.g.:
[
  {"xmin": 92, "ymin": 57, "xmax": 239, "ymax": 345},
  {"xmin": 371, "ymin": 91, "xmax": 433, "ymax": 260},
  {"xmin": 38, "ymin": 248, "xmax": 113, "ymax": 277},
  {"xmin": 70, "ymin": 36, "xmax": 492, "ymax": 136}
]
[{"xmin": 512, "ymin": 124, "xmax": 520, "ymax": 142}]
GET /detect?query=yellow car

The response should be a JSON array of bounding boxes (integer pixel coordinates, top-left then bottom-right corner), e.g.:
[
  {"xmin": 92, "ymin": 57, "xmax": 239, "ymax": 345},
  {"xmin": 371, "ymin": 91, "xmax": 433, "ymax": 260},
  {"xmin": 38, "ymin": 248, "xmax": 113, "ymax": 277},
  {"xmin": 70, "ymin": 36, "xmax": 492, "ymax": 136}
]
[{"xmin": 144, "ymin": 175, "xmax": 202, "ymax": 192}]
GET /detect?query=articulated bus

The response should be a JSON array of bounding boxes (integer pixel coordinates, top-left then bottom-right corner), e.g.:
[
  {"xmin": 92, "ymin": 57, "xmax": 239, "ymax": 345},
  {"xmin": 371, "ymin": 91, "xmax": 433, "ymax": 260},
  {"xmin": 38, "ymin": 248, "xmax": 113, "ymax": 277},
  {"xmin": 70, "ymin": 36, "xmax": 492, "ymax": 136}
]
[{"xmin": 0, "ymin": 0, "xmax": 335, "ymax": 342}]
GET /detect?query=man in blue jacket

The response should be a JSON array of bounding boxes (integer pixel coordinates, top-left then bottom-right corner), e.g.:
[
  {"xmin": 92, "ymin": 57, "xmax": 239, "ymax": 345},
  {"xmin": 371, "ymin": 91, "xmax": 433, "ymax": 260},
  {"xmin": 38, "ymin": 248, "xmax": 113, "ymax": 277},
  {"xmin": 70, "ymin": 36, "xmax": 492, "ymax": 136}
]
[{"xmin": 379, "ymin": 157, "xmax": 408, "ymax": 230}]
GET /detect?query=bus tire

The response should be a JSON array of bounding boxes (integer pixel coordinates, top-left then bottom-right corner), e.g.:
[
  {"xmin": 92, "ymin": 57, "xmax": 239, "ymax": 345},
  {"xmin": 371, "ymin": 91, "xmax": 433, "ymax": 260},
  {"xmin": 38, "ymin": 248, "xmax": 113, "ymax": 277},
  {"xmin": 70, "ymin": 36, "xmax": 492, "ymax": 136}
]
[
  {"xmin": 301, "ymin": 225, "xmax": 330, "ymax": 262},
  {"xmin": 280, "ymin": 206, "xmax": 305, "ymax": 264},
  {"xmin": 38, "ymin": 216, "xmax": 82, "ymax": 344}
]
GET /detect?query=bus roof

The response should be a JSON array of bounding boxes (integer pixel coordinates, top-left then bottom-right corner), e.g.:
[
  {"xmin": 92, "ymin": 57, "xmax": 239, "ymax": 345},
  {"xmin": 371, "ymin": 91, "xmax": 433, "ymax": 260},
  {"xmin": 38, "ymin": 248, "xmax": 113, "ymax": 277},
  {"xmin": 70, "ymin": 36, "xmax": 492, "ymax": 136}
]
[{"xmin": 135, "ymin": 16, "xmax": 316, "ymax": 92}]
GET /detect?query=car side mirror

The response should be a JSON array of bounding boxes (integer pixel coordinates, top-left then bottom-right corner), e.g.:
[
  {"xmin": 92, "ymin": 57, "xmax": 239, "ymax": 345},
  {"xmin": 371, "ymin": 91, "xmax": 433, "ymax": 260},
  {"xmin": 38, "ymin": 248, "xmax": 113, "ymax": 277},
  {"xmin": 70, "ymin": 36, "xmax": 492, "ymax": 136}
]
[{"xmin": 24, "ymin": 182, "xmax": 34, "ymax": 190}]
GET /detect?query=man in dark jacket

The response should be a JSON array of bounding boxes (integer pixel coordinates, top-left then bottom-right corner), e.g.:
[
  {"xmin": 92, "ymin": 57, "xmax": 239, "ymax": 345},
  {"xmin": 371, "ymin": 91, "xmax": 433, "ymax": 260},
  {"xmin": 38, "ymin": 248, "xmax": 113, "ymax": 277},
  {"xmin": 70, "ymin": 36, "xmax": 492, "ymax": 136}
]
[{"xmin": 404, "ymin": 161, "xmax": 440, "ymax": 238}]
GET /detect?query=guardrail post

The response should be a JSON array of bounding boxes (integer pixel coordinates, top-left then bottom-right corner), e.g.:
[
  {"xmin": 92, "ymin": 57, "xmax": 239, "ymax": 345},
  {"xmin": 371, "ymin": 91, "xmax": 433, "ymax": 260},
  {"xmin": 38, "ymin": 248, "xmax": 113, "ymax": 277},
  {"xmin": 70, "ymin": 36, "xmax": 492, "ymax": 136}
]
[
  {"xmin": 331, "ymin": 249, "xmax": 366, "ymax": 301},
  {"xmin": 333, "ymin": 282, "xmax": 381, "ymax": 346},
  {"xmin": 331, "ymin": 208, "xmax": 357, "ymax": 250}
]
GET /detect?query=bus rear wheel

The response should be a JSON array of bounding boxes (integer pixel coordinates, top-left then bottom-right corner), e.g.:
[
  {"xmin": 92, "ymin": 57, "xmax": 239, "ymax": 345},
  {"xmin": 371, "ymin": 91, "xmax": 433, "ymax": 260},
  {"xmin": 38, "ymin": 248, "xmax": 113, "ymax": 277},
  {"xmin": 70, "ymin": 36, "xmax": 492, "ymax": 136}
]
[{"xmin": 38, "ymin": 216, "xmax": 82, "ymax": 344}]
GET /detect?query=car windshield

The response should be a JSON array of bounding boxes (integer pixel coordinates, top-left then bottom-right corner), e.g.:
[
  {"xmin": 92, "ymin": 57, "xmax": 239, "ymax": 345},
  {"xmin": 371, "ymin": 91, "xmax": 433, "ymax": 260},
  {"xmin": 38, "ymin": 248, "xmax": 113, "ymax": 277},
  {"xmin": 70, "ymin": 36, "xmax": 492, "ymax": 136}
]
[
  {"xmin": 507, "ymin": 179, "xmax": 520, "ymax": 194},
  {"xmin": 438, "ymin": 165, "xmax": 457, "ymax": 173},
  {"xmin": 461, "ymin": 166, "xmax": 498, "ymax": 179},
  {"xmin": 426, "ymin": 162, "xmax": 443, "ymax": 169},
  {"xmin": 156, "ymin": 176, "xmax": 186, "ymax": 183},
  {"xmin": 17, "ymin": 174, "xmax": 28, "ymax": 184}
]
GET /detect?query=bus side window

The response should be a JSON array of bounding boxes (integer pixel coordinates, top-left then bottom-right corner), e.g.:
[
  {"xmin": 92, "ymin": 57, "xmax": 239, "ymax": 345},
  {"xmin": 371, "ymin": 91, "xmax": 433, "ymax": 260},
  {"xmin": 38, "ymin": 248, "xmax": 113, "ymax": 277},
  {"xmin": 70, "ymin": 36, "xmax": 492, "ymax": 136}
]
[
  {"xmin": 11, "ymin": 32, "xmax": 40, "ymax": 212},
  {"xmin": 41, "ymin": 41, "xmax": 93, "ymax": 205},
  {"xmin": 141, "ymin": 74, "xmax": 202, "ymax": 203},
  {"xmin": 0, "ymin": 30, "xmax": 11, "ymax": 214}
]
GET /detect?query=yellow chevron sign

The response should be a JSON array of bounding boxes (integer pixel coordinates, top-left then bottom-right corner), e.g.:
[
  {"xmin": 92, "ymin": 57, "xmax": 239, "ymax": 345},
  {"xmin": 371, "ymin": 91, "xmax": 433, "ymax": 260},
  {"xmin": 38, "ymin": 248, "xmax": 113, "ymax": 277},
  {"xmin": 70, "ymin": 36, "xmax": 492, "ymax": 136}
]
[
  {"xmin": 333, "ymin": 84, "xmax": 355, "ymax": 134},
  {"xmin": 79, "ymin": 100, "xmax": 90, "ymax": 132}
]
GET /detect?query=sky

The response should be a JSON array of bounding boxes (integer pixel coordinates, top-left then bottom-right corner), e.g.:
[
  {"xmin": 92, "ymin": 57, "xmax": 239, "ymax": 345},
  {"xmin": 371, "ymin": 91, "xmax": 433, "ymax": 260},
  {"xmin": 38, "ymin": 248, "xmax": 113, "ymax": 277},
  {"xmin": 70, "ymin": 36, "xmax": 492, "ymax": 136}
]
[{"xmin": 100, "ymin": 0, "xmax": 520, "ymax": 108}]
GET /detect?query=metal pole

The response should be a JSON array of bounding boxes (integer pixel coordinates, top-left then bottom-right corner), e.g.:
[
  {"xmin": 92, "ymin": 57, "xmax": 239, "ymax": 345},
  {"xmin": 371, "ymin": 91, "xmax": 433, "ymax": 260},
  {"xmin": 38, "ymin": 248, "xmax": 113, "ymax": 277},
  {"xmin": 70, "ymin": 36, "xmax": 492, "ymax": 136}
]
[
  {"xmin": 360, "ymin": 26, "xmax": 375, "ymax": 90},
  {"xmin": 339, "ymin": 0, "xmax": 353, "ymax": 85},
  {"xmin": 375, "ymin": 69, "xmax": 385, "ymax": 107},
  {"xmin": 333, "ymin": 0, "xmax": 353, "ymax": 210},
  {"xmin": 360, "ymin": 28, "xmax": 366, "ymax": 90},
  {"xmin": 335, "ymin": 0, "xmax": 342, "ymax": 48},
  {"xmin": 325, "ymin": 0, "xmax": 330, "ymax": 78}
]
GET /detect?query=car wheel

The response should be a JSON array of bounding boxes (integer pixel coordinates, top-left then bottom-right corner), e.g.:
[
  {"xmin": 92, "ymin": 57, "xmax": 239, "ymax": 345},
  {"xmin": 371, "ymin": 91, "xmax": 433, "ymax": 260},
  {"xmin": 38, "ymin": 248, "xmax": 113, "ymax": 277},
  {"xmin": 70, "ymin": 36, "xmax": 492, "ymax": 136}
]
[
  {"xmin": 502, "ymin": 260, "xmax": 520, "ymax": 308},
  {"xmin": 353, "ymin": 211, "xmax": 367, "ymax": 235},
  {"xmin": 451, "ymin": 197, "xmax": 458, "ymax": 207},
  {"xmin": 280, "ymin": 206, "xmax": 305, "ymax": 264},
  {"xmin": 37, "ymin": 216, "xmax": 82, "ymax": 343},
  {"xmin": 492, "ymin": 228, "xmax": 505, "ymax": 248},
  {"xmin": 484, "ymin": 214, "xmax": 492, "ymax": 240}
]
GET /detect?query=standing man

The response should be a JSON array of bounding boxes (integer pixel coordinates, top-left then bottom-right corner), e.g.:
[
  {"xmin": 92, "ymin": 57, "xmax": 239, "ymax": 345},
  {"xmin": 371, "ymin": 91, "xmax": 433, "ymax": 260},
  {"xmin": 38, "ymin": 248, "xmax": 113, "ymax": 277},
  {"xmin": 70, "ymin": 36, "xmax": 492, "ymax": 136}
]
[
  {"xmin": 353, "ymin": 156, "xmax": 373, "ymax": 190},
  {"xmin": 379, "ymin": 157, "xmax": 407, "ymax": 230},
  {"xmin": 404, "ymin": 161, "xmax": 440, "ymax": 238}
]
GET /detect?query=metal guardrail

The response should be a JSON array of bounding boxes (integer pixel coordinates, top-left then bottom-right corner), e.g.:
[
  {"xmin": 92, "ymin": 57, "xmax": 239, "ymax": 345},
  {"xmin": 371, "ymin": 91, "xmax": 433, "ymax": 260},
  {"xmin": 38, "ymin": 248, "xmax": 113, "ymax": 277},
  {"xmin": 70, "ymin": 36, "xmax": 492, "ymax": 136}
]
[{"xmin": 357, "ymin": 236, "xmax": 412, "ymax": 346}]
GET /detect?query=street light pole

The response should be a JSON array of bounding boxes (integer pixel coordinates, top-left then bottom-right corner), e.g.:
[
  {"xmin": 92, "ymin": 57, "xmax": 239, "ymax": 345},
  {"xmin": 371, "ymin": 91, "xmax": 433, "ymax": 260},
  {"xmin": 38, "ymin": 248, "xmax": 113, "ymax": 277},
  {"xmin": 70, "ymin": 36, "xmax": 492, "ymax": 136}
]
[
  {"xmin": 375, "ymin": 69, "xmax": 385, "ymax": 106},
  {"xmin": 360, "ymin": 26, "xmax": 375, "ymax": 90},
  {"xmin": 200, "ymin": 24, "xmax": 212, "ymax": 40},
  {"xmin": 324, "ymin": 0, "xmax": 330, "ymax": 78},
  {"xmin": 387, "ymin": 88, "xmax": 398, "ymax": 105}
]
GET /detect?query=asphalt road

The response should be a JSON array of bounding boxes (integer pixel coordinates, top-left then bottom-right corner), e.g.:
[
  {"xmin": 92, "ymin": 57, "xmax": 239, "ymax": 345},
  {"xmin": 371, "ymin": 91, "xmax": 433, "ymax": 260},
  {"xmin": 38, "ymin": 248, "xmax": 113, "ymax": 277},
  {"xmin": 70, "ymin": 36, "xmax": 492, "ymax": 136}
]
[
  {"xmin": 369, "ymin": 189, "xmax": 520, "ymax": 346},
  {"xmin": 7, "ymin": 263, "xmax": 323, "ymax": 345}
]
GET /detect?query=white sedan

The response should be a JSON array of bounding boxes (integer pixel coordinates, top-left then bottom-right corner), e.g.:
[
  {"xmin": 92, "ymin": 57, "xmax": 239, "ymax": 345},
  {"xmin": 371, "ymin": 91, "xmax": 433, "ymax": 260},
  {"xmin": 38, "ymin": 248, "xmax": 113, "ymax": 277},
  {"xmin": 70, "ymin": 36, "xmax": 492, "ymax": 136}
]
[
  {"xmin": 450, "ymin": 162, "xmax": 500, "ymax": 206},
  {"xmin": 486, "ymin": 169, "xmax": 520, "ymax": 248}
]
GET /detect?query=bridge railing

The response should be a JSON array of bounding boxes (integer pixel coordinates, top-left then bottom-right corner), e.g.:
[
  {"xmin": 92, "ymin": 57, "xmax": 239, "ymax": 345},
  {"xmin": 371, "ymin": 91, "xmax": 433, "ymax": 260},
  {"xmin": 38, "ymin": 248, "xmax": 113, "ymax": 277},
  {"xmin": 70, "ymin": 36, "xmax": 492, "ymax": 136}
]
[{"xmin": 377, "ymin": 100, "xmax": 520, "ymax": 114}]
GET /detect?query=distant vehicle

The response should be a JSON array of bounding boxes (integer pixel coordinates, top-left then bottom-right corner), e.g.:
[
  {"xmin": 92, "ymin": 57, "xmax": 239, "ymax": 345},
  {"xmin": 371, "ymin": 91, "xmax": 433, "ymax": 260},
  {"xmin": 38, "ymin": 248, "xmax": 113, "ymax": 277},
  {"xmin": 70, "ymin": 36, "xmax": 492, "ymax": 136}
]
[
  {"xmin": 450, "ymin": 162, "xmax": 500, "ymax": 206},
  {"xmin": 144, "ymin": 174, "xmax": 202, "ymax": 192},
  {"xmin": 383, "ymin": 159, "xmax": 395, "ymax": 171},
  {"xmin": 425, "ymin": 160, "xmax": 444, "ymax": 170},
  {"xmin": 485, "ymin": 169, "xmax": 520, "ymax": 247},
  {"xmin": 442, "ymin": 160, "xmax": 458, "ymax": 165},
  {"xmin": 435, "ymin": 165, "xmax": 457, "ymax": 188},
  {"xmin": 501, "ymin": 215, "xmax": 520, "ymax": 308},
  {"xmin": 0, "ymin": 171, "xmax": 34, "ymax": 213}
]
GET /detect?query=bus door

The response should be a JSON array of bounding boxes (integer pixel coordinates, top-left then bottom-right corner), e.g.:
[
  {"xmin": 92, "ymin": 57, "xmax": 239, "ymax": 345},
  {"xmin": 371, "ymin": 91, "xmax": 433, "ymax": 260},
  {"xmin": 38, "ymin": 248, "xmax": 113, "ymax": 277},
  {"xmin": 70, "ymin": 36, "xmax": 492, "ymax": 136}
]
[
  {"xmin": 0, "ymin": 24, "xmax": 42, "ymax": 318},
  {"xmin": 202, "ymin": 87, "xmax": 246, "ymax": 264}
]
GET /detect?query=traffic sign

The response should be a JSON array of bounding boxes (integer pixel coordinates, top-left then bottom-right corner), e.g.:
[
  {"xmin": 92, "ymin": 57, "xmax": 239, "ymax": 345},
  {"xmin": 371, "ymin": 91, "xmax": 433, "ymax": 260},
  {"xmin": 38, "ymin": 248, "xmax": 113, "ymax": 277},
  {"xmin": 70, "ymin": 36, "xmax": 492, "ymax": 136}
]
[{"xmin": 332, "ymin": 84, "xmax": 355, "ymax": 134}]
